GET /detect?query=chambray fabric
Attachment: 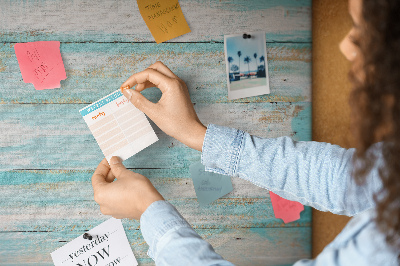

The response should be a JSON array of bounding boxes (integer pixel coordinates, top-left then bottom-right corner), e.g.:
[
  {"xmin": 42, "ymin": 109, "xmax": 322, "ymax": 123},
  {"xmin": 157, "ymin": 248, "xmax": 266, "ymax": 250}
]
[{"xmin": 139, "ymin": 124, "xmax": 399, "ymax": 265}]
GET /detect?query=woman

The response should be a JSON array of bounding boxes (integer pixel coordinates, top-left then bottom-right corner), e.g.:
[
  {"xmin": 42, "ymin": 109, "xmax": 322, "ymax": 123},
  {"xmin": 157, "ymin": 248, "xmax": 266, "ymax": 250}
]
[{"xmin": 91, "ymin": 0, "xmax": 400, "ymax": 264}]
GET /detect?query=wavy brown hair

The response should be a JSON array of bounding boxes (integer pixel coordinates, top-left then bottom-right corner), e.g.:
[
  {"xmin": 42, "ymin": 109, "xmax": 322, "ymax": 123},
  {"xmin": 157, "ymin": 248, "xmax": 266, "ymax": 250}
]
[{"xmin": 350, "ymin": 0, "xmax": 400, "ymax": 252}]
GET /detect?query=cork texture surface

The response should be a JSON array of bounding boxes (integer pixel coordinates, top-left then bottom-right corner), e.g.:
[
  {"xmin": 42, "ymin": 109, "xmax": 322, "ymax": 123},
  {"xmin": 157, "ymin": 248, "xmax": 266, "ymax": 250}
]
[{"xmin": 312, "ymin": 0, "xmax": 353, "ymax": 257}]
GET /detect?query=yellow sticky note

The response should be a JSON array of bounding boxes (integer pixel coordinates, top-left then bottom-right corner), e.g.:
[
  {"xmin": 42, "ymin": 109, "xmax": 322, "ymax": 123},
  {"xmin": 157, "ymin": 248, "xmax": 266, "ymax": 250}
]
[{"xmin": 137, "ymin": 0, "xmax": 191, "ymax": 43}]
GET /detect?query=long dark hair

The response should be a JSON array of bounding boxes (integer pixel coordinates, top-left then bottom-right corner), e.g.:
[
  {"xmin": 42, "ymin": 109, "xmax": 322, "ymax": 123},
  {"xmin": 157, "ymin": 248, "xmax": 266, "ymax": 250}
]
[{"xmin": 350, "ymin": 0, "xmax": 400, "ymax": 251}]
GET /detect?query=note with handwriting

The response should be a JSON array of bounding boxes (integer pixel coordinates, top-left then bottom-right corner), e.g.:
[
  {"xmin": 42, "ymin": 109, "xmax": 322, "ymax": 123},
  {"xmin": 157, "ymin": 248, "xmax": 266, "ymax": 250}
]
[
  {"xmin": 51, "ymin": 218, "xmax": 138, "ymax": 266},
  {"xmin": 190, "ymin": 162, "xmax": 233, "ymax": 207},
  {"xmin": 137, "ymin": 0, "xmax": 191, "ymax": 43},
  {"xmin": 79, "ymin": 90, "xmax": 158, "ymax": 163},
  {"xmin": 14, "ymin": 41, "xmax": 66, "ymax": 90},
  {"xmin": 269, "ymin": 191, "xmax": 304, "ymax": 223}
]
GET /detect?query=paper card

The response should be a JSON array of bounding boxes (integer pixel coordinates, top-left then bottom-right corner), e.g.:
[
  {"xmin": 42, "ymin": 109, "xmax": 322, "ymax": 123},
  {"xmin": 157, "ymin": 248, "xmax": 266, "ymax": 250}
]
[
  {"xmin": 224, "ymin": 32, "xmax": 270, "ymax": 100},
  {"xmin": 269, "ymin": 191, "xmax": 304, "ymax": 223},
  {"xmin": 190, "ymin": 162, "xmax": 233, "ymax": 207},
  {"xmin": 14, "ymin": 41, "xmax": 67, "ymax": 90},
  {"xmin": 137, "ymin": 0, "xmax": 191, "ymax": 43},
  {"xmin": 51, "ymin": 218, "xmax": 138, "ymax": 266},
  {"xmin": 79, "ymin": 90, "xmax": 158, "ymax": 163}
]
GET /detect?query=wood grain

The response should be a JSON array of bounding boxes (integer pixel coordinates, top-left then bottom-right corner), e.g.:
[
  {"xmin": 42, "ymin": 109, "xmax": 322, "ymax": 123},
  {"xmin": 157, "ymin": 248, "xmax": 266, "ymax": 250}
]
[
  {"xmin": 0, "ymin": 42, "xmax": 311, "ymax": 104},
  {"xmin": 0, "ymin": 102, "xmax": 311, "ymax": 170},
  {"xmin": 0, "ymin": 0, "xmax": 311, "ymax": 43},
  {"xmin": 0, "ymin": 0, "xmax": 312, "ymax": 265},
  {"xmin": 0, "ymin": 227, "xmax": 311, "ymax": 265},
  {"xmin": 0, "ymin": 171, "xmax": 312, "ymax": 231}
]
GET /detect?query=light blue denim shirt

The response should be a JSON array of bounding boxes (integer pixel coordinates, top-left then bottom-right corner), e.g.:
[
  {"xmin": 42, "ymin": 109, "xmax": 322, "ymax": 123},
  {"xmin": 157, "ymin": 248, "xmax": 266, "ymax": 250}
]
[{"xmin": 140, "ymin": 124, "xmax": 399, "ymax": 265}]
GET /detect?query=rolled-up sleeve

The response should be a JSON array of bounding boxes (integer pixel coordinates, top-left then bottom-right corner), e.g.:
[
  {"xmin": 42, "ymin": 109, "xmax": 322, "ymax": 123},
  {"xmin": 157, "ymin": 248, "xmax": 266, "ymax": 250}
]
[{"xmin": 201, "ymin": 124, "xmax": 382, "ymax": 216}]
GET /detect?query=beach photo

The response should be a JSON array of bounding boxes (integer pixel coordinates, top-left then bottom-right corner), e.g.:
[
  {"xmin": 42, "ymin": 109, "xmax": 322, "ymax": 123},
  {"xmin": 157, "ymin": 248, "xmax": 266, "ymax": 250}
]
[{"xmin": 224, "ymin": 32, "xmax": 270, "ymax": 100}]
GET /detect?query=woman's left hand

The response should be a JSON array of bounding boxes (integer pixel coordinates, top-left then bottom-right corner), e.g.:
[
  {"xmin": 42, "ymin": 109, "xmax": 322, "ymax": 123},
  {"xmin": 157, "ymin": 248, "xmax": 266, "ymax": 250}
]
[{"xmin": 91, "ymin": 157, "xmax": 164, "ymax": 220}]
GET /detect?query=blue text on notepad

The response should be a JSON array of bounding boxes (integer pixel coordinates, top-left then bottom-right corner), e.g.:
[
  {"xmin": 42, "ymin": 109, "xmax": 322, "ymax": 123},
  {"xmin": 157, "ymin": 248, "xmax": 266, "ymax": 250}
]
[{"xmin": 79, "ymin": 91, "xmax": 123, "ymax": 117}]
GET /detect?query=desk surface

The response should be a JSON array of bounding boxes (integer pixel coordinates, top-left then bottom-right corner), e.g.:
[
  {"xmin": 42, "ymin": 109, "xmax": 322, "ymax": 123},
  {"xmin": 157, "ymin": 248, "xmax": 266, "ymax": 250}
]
[{"xmin": 0, "ymin": 0, "xmax": 312, "ymax": 265}]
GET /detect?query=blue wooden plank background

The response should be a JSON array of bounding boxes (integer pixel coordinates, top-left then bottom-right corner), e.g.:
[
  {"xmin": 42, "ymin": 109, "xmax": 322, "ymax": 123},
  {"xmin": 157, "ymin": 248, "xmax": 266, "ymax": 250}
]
[{"xmin": 0, "ymin": 0, "xmax": 312, "ymax": 265}]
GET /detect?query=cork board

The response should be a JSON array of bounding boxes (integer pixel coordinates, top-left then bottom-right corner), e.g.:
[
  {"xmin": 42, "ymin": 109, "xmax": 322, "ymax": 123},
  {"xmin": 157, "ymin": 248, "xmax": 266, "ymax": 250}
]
[{"xmin": 312, "ymin": 0, "xmax": 353, "ymax": 257}]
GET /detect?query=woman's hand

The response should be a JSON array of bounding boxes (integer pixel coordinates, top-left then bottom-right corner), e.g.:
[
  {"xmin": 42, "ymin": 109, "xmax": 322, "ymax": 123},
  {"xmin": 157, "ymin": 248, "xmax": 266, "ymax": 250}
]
[
  {"xmin": 91, "ymin": 157, "xmax": 164, "ymax": 220},
  {"xmin": 120, "ymin": 61, "xmax": 206, "ymax": 151}
]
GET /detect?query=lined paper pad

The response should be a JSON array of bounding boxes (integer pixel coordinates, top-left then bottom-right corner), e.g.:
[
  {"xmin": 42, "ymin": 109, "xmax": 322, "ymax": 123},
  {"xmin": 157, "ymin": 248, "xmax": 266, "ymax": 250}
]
[{"xmin": 80, "ymin": 90, "xmax": 158, "ymax": 162}]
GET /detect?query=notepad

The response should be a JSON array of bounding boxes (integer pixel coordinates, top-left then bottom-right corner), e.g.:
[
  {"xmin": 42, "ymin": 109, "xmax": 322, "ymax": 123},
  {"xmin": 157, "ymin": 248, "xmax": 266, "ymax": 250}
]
[{"xmin": 80, "ymin": 90, "xmax": 158, "ymax": 162}]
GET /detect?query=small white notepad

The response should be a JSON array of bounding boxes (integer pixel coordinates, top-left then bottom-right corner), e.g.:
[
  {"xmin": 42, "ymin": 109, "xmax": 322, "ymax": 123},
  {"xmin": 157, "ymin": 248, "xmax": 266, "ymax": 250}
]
[
  {"xmin": 51, "ymin": 218, "xmax": 138, "ymax": 266},
  {"xmin": 80, "ymin": 90, "xmax": 158, "ymax": 162}
]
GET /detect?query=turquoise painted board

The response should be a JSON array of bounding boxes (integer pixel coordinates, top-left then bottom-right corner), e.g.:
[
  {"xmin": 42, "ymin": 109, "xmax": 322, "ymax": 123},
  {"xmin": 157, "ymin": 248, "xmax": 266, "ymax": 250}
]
[{"xmin": 0, "ymin": 0, "xmax": 312, "ymax": 265}]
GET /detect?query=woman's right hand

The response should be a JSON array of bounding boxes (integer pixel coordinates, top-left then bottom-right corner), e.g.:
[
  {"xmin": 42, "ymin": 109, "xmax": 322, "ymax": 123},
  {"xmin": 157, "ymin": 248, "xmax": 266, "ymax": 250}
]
[{"xmin": 120, "ymin": 61, "xmax": 207, "ymax": 151}]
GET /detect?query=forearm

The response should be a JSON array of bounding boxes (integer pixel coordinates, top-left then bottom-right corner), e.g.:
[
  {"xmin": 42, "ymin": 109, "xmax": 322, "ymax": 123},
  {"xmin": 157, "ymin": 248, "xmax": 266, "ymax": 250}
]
[
  {"xmin": 140, "ymin": 200, "xmax": 234, "ymax": 265},
  {"xmin": 201, "ymin": 124, "xmax": 381, "ymax": 216}
]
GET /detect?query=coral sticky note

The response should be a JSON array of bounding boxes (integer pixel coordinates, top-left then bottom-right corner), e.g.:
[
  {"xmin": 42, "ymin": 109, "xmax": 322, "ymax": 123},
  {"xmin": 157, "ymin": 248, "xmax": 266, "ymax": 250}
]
[
  {"xmin": 269, "ymin": 191, "xmax": 304, "ymax": 223},
  {"xmin": 137, "ymin": 0, "xmax": 191, "ymax": 43},
  {"xmin": 14, "ymin": 41, "xmax": 66, "ymax": 90}
]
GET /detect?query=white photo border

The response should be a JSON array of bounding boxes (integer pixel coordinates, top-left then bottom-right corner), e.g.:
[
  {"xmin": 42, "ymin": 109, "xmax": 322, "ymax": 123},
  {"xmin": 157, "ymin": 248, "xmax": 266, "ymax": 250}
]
[{"xmin": 224, "ymin": 32, "xmax": 270, "ymax": 100}]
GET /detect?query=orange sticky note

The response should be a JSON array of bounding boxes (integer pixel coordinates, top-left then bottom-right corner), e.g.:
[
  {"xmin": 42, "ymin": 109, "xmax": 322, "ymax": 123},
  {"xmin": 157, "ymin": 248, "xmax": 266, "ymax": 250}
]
[
  {"xmin": 14, "ymin": 41, "xmax": 66, "ymax": 90},
  {"xmin": 269, "ymin": 191, "xmax": 304, "ymax": 223},
  {"xmin": 137, "ymin": 0, "xmax": 191, "ymax": 43}
]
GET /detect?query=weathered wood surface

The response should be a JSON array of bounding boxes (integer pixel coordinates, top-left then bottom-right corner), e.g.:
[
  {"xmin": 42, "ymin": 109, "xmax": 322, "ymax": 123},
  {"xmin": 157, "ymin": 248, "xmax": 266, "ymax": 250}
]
[
  {"xmin": 0, "ymin": 43, "xmax": 311, "ymax": 104},
  {"xmin": 1, "ymin": 227, "xmax": 311, "ymax": 266},
  {"xmin": 0, "ymin": 0, "xmax": 311, "ymax": 43},
  {"xmin": 0, "ymin": 102, "xmax": 311, "ymax": 170},
  {"xmin": 0, "ymin": 0, "xmax": 312, "ymax": 265},
  {"xmin": 0, "ymin": 170, "xmax": 312, "ymax": 230}
]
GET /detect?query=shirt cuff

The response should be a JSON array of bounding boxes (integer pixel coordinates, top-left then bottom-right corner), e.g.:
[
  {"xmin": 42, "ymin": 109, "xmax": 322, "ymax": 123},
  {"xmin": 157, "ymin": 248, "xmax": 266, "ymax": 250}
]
[
  {"xmin": 140, "ymin": 200, "xmax": 192, "ymax": 260},
  {"xmin": 201, "ymin": 124, "xmax": 245, "ymax": 176}
]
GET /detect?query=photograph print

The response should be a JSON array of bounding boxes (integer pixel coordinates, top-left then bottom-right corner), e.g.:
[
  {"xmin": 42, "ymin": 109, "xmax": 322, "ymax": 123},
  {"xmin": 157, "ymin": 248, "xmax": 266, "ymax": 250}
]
[{"xmin": 224, "ymin": 32, "xmax": 270, "ymax": 100}]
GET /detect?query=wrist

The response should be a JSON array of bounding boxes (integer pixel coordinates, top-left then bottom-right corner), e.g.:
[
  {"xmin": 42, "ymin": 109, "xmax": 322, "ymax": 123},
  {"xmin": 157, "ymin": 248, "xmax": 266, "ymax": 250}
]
[
  {"xmin": 187, "ymin": 123, "xmax": 207, "ymax": 151},
  {"xmin": 139, "ymin": 192, "xmax": 165, "ymax": 219}
]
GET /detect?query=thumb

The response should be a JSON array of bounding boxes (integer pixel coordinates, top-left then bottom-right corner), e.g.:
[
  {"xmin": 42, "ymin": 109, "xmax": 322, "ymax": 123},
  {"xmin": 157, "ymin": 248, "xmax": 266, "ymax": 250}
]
[
  {"xmin": 92, "ymin": 158, "xmax": 111, "ymax": 189},
  {"xmin": 109, "ymin": 156, "xmax": 129, "ymax": 178},
  {"xmin": 122, "ymin": 88, "xmax": 155, "ymax": 116}
]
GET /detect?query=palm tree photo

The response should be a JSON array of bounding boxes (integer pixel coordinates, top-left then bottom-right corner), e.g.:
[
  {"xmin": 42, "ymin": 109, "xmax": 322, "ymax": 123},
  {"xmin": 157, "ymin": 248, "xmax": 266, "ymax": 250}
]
[
  {"xmin": 228, "ymin": 56, "xmax": 233, "ymax": 73},
  {"xmin": 237, "ymin": 51, "xmax": 242, "ymax": 75},
  {"xmin": 260, "ymin": 55, "xmax": 265, "ymax": 70},
  {"xmin": 225, "ymin": 32, "xmax": 269, "ymax": 95},
  {"xmin": 244, "ymin": 56, "xmax": 251, "ymax": 77},
  {"xmin": 253, "ymin": 53, "xmax": 257, "ymax": 74}
]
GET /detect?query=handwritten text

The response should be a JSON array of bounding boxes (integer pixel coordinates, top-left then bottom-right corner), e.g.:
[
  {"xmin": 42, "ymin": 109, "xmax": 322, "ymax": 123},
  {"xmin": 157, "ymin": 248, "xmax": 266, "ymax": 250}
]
[
  {"xmin": 92, "ymin": 112, "xmax": 105, "ymax": 120},
  {"xmin": 147, "ymin": 3, "xmax": 180, "ymax": 20}
]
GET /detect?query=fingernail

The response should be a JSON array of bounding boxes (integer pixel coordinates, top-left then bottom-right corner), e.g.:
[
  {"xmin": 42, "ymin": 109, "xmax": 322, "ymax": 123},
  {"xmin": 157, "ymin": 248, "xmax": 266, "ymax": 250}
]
[
  {"xmin": 110, "ymin": 156, "xmax": 122, "ymax": 165},
  {"xmin": 120, "ymin": 85, "xmax": 129, "ymax": 92},
  {"xmin": 124, "ymin": 89, "xmax": 133, "ymax": 100}
]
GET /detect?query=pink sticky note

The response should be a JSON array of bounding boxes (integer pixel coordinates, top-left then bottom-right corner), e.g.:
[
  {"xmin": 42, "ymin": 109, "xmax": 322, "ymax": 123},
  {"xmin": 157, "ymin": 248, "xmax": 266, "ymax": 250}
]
[
  {"xmin": 269, "ymin": 191, "xmax": 304, "ymax": 223},
  {"xmin": 14, "ymin": 41, "xmax": 67, "ymax": 90}
]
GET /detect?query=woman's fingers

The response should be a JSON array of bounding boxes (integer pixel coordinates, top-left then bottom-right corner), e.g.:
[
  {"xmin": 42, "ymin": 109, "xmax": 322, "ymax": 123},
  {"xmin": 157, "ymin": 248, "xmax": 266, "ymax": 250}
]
[
  {"xmin": 147, "ymin": 61, "xmax": 178, "ymax": 79},
  {"xmin": 119, "ymin": 61, "xmax": 206, "ymax": 151},
  {"xmin": 105, "ymin": 168, "xmax": 116, "ymax": 183},
  {"xmin": 92, "ymin": 159, "xmax": 110, "ymax": 190},
  {"xmin": 121, "ymin": 88, "xmax": 158, "ymax": 116},
  {"xmin": 120, "ymin": 68, "xmax": 173, "ymax": 93},
  {"xmin": 135, "ymin": 81, "xmax": 156, "ymax": 92}
]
